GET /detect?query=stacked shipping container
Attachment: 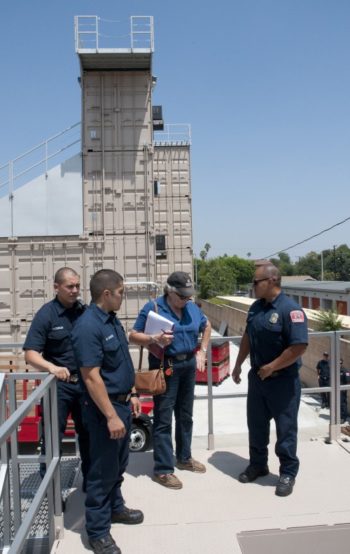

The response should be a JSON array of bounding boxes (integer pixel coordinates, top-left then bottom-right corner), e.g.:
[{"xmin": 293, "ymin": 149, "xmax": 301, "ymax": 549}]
[{"xmin": 0, "ymin": 18, "xmax": 193, "ymax": 343}]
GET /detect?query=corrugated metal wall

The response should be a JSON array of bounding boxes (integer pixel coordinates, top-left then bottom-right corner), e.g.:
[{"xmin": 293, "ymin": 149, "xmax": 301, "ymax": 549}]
[
  {"xmin": 0, "ymin": 57, "xmax": 193, "ymax": 342},
  {"xmin": 153, "ymin": 145, "xmax": 193, "ymax": 284},
  {"xmin": 0, "ymin": 236, "xmax": 157, "ymax": 339},
  {"xmin": 82, "ymin": 70, "xmax": 155, "ymax": 286}
]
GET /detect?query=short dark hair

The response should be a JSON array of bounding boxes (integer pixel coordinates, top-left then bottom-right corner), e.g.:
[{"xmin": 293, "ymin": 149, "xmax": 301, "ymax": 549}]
[
  {"xmin": 54, "ymin": 267, "xmax": 79, "ymax": 284},
  {"xmin": 90, "ymin": 269, "xmax": 123, "ymax": 302}
]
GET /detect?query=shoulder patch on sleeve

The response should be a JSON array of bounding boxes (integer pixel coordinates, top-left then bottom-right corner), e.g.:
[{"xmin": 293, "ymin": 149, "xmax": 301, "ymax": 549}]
[{"xmin": 290, "ymin": 310, "xmax": 305, "ymax": 323}]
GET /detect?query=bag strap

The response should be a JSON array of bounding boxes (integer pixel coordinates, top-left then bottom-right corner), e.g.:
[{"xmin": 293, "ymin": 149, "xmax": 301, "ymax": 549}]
[
  {"xmin": 138, "ymin": 346, "xmax": 144, "ymax": 372},
  {"xmin": 153, "ymin": 300, "xmax": 165, "ymax": 366},
  {"xmin": 138, "ymin": 301, "xmax": 158, "ymax": 372}
]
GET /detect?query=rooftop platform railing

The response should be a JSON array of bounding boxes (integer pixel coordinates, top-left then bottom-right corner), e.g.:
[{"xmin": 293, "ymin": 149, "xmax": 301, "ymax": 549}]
[
  {"xmin": 74, "ymin": 15, "xmax": 154, "ymax": 52},
  {"xmin": 1, "ymin": 330, "xmax": 349, "ymax": 550},
  {"xmin": 199, "ymin": 329, "xmax": 350, "ymax": 448},
  {"xmin": 0, "ymin": 372, "xmax": 63, "ymax": 553}
]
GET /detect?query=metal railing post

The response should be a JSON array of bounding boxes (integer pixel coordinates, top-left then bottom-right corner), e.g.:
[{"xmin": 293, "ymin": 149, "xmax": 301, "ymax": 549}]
[
  {"xmin": 8, "ymin": 377, "xmax": 22, "ymax": 534},
  {"xmin": 50, "ymin": 380, "xmax": 64, "ymax": 537},
  {"xmin": 207, "ymin": 340, "xmax": 215, "ymax": 450},
  {"xmin": 95, "ymin": 16, "xmax": 99, "ymax": 50},
  {"xmin": 0, "ymin": 374, "xmax": 11, "ymax": 549},
  {"xmin": 130, "ymin": 17, "xmax": 134, "ymax": 50},
  {"xmin": 9, "ymin": 159, "xmax": 14, "ymax": 237},
  {"xmin": 328, "ymin": 332, "xmax": 341, "ymax": 442}
]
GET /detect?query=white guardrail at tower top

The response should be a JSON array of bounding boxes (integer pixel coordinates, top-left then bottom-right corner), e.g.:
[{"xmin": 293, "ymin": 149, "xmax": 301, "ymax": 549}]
[{"xmin": 74, "ymin": 15, "xmax": 154, "ymax": 52}]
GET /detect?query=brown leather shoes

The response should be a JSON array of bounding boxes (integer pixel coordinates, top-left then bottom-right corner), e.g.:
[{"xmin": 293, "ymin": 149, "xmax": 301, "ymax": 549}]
[
  {"xmin": 176, "ymin": 458, "xmax": 206, "ymax": 473},
  {"xmin": 152, "ymin": 473, "xmax": 183, "ymax": 489}
]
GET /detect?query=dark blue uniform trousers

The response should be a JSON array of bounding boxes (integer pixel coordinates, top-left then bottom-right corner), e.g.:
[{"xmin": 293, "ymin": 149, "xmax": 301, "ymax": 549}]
[
  {"xmin": 247, "ymin": 370, "xmax": 301, "ymax": 478},
  {"xmin": 83, "ymin": 398, "xmax": 131, "ymax": 540},
  {"xmin": 40, "ymin": 380, "xmax": 90, "ymax": 479}
]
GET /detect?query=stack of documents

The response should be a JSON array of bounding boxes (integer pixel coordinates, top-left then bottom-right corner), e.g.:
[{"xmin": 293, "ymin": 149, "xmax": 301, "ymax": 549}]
[{"xmin": 144, "ymin": 310, "xmax": 174, "ymax": 359}]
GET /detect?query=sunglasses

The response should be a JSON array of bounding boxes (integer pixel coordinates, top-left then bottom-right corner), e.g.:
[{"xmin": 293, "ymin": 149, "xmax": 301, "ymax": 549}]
[
  {"xmin": 252, "ymin": 277, "xmax": 270, "ymax": 286},
  {"xmin": 174, "ymin": 292, "xmax": 190, "ymax": 300}
]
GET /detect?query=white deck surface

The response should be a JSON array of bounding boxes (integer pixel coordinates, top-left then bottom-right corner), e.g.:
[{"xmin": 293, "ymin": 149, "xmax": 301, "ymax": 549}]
[{"xmin": 52, "ymin": 343, "xmax": 350, "ymax": 554}]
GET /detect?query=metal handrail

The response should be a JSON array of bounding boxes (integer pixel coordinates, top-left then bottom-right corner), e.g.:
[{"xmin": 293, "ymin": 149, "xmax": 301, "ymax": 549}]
[
  {"xmin": 0, "ymin": 122, "xmax": 81, "ymax": 190},
  {"xmin": 200, "ymin": 329, "xmax": 350, "ymax": 449},
  {"xmin": 74, "ymin": 15, "xmax": 154, "ymax": 52},
  {"xmin": 0, "ymin": 373, "xmax": 63, "ymax": 553},
  {"xmin": 154, "ymin": 123, "xmax": 192, "ymax": 145}
]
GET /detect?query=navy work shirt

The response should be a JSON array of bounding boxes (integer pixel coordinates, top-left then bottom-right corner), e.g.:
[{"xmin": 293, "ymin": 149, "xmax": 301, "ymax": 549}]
[
  {"xmin": 23, "ymin": 297, "xmax": 85, "ymax": 373},
  {"xmin": 71, "ymin": 303, "xmax": 135, "ymax": 395},
  {"xmin": 246, "ymin": 292, "xmax": 308, "ymax": 376},
  {"xmin": 316, "ymin": 359, "xmax": 330, "ymax": 379},
  {"xmin": 133, "ymin": 296, "xmax": 208, "ymax": 358}
]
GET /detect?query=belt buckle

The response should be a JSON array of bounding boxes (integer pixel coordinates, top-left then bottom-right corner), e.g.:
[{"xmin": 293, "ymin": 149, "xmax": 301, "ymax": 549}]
[
  {"xmin": 177, "ymin": 354, "xmax": 187, "ymax": 361},
  {"xmin": 125, "ymin": 393, "xmax": 132, "ymax": 402},
  {"xmin": 69, "ymin": 374, "xmax": 79, "ymax": 384}
]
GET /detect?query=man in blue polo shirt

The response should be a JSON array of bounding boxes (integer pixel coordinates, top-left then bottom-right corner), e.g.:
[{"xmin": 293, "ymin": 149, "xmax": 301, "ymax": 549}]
[
  {"xmin": 130, "ymin": 271, "xmax": 211, "ymax": 490},
  {"xmin": 72, "ymin": 269, "xmax": 143, "ymax": 554},
  {"xmin": 23, "ymin": 267, "xmax": 90, "ymax": 489},
  {"xmin": 232, "ymin": 263, "xmax": 308, "ymax": 497}
]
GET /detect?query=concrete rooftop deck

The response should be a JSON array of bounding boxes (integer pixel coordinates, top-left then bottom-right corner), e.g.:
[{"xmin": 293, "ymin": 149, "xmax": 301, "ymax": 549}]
[{"xmin": 52, "ymin": 344, "xmax": 350, "ymax": 554}]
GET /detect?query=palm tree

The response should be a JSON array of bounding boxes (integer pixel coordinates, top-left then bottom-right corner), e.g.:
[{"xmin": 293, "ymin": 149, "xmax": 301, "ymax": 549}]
[{"xmin": 314, "ymin": 310, "xmax": 343, "ymax": 331}]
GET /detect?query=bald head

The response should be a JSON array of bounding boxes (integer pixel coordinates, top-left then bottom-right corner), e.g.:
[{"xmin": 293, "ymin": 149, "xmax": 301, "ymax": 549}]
[
  {"xmin": 253, "ymin": 263, "xmax": 281, "ymax": 300},
  {"xmin": 263, "ymin": 264, "xmax": 281, "ymax": 286}
]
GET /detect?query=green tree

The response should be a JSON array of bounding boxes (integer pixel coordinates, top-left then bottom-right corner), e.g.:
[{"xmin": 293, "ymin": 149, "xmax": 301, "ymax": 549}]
[
  {"xmin": 319, "ymin": 245, "xmax": 350, "ymax": 280},
  {"xmin": 294, "ymin": 251, "xmax": 321, "ymax": 279},
  {"xmin": 197, "ymin": 256, "xmax": 254, "ymax": 298},
  {"xmin": 199, "ymin": 243, "xmax": 211, "ymax": 260},
  {"xmin": 269, "ymin": 252, "xmax": 294, "ymax": 276}
]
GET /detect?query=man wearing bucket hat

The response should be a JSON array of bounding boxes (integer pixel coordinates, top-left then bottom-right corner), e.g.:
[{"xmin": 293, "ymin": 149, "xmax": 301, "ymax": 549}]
[{"xmin": 130, "ymin": 271, "xmax": 211, "ymax": 489}]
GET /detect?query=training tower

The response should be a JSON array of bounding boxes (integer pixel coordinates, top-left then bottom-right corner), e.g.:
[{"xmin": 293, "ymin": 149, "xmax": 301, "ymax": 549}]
[{"xmin": 0, "ymin": 16, "xmax": 193, "ymax": 342}]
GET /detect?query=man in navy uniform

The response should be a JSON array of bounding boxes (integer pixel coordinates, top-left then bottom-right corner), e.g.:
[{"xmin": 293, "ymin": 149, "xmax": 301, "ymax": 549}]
[
  {"xmin": 340, "ymin": 358, "xmax": 350, "ymax": 423},
  {"xmin": 232, "ymin": 263, "xmax": 308, "ymax": 497},
  {"xmin": 72, "ymin": 269, "xmax": 143, "ymax": 554},
  {"xmin": 316, "ymin": 352, "xmax": 330, "ymax": 408},
  {"xmin": 23, "ymin": 267, "xmax": 90, "ymax": 489}
]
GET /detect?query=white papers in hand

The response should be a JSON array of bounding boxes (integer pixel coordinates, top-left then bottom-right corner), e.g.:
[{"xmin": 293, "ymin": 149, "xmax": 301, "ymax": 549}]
[{"xmin": 144, "ymin": 310, "xmax": 174, "ymax": 335}]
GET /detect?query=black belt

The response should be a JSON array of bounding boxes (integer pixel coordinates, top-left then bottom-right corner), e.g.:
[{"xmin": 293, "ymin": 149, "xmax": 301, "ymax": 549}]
[
  {"xmin": 165, "ymin": 353, "xmax": 194, "ymax": 363},
  {"xmin": 109, "ymin": 392, "xmax": 132, "ymax": 403}
]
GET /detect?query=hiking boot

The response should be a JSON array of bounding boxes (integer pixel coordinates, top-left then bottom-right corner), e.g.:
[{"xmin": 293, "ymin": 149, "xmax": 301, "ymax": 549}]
[
  {"xmin": 275, "ymin": 475, "xmax": 295, "ymax": 497},
  {"xmin": 176, "ymin": 458, "xmax": 206, "ymax": 473},
  {"xmin": 88, "ymin": 533, "xmax": 121, "ymax": 554},
  {"xmin": 152, "ymin": 473, "xmax": 183, "ymax": 489},
  {"xmin": 238, "ymin": 465, "xmax": 269, "ymax": 483}
]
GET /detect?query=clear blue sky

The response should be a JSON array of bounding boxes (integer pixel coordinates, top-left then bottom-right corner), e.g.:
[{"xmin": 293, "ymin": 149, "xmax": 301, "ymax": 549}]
[{"xmin": 1, "ymin": 0, "xmax": 350, "ymax": 261}]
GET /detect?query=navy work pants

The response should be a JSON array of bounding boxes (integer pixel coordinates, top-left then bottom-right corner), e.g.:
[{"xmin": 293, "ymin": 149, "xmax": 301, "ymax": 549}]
[
  {"xmin": 318, "ymin": 377, "xmax": 330, "ymax": 408},
  {"xmin": 83, "ymin": 397, "xmax": 131, "ymax": 540},
  {"xmin": 341, "ymin": 391, "xmax": 348, "ymax": 421},
  {"xmin": 40, "ymin": 380, "xmax": 90, "ymax": 479},
  {"xmin": 247, "ymin": 369, "xmax": 301, "ymax": 478},
  {"xmin": 153, "ymin": 357, "xmax": 196, "ymax": 474}
]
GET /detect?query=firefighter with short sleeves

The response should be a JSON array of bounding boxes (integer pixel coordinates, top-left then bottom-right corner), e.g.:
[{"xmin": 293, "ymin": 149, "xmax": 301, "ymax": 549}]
[{"xmin": 232, "ymin": 263, "xmax": 308, "ymax": 497}]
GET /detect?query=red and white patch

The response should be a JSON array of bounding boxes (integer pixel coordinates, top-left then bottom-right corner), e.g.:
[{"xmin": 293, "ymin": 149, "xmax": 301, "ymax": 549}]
[{"xmin": 290, "ymin": 310, "xmax": 305, "ymax": 323}]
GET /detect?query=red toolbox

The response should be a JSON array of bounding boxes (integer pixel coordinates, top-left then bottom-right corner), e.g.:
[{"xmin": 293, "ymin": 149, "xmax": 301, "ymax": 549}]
[{"xmin": 195, "ymin": 340, "xmax": 230, "ymax": 385}]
